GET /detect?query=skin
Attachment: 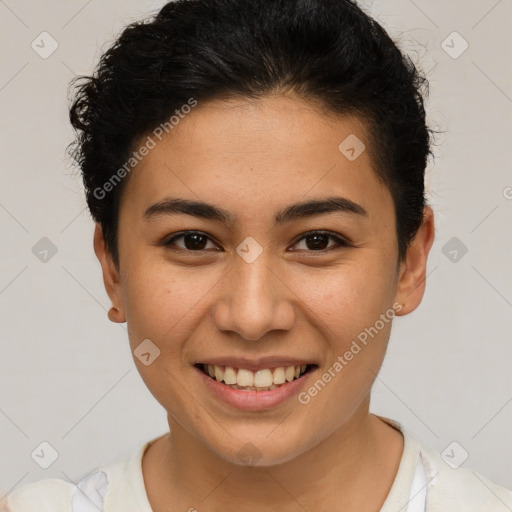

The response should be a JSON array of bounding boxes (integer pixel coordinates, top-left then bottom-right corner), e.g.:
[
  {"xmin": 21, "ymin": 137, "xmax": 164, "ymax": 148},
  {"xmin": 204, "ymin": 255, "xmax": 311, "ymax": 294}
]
[{"xmin": 94, "ymin": 94, "xmax": 435, "ymax": 511}]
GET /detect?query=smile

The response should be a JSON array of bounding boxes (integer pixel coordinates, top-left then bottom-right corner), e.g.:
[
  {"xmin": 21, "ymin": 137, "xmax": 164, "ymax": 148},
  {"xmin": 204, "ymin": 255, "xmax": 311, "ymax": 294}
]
[{"xmin": 196, "ymin": 363, "xmax": 316, "ymax": 391}]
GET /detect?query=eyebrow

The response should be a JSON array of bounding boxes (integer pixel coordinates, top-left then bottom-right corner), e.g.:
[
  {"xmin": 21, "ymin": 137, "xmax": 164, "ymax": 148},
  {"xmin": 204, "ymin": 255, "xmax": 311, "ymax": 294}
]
[{"xmin": 143, "ymin": 196, "xmax": 367, "ymax": 225}]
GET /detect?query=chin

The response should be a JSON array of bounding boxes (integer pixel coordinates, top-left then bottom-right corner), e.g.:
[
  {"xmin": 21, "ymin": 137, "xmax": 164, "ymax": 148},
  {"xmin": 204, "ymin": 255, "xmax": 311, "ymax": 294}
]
[{"xmin": 208, "ymin": 428, "xmax": 314, "ymax": 468}]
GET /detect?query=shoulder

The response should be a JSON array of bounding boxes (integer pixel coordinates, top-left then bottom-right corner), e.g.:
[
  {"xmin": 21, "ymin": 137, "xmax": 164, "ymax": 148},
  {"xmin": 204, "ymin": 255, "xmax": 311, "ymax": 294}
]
[
  {"xmin": 3, "ymin": 438, "xmax": 156, "ymax": 512},
  {"xmin": 1, "ymin": 478, "xmax": 76, "ymax": 512},
  {"xmin": 418, "ymin": 440, "xmax": 512, "ymax": 511},
  {"xmin": 4, "ymin": 460, "xmax": 122, "ymax": 512},
  {"xmin": 378, "ymin": 415, "xmax": 512, "ymax": 512}
]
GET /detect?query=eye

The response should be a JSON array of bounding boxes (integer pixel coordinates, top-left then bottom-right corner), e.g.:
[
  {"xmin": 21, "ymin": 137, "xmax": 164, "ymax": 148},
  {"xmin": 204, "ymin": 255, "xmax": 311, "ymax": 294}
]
[
  {"xmin": 290, "ymin": 231, "xmax": 350, "ymax": 252},
  {"xmin": 163, "ymin": 231, "xmax": 220, "ymax": 252},
  {"xmin": 162, "ymin": 230, "xmax": 350, "ymax": 253}
]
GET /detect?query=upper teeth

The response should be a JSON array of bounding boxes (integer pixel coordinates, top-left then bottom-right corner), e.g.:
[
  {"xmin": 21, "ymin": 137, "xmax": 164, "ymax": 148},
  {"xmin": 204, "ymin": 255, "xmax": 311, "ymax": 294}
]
[{"xmin": 205, "ymin": 364, "xmax": 307, "ymax": 388}]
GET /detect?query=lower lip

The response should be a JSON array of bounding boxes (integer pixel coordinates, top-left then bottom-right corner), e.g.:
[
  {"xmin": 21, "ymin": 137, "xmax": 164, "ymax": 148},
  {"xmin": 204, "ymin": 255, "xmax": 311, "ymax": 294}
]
[{"xmin": 195, "ymin": 366, "xmax": 316, "ymax": 411}]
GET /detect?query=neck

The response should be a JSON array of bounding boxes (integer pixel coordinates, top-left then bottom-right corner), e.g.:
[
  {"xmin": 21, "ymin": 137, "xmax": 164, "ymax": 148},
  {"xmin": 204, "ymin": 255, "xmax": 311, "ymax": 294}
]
[{"xmin": 142, "ymin": 406, "xmax": 403, "ymax": 511}]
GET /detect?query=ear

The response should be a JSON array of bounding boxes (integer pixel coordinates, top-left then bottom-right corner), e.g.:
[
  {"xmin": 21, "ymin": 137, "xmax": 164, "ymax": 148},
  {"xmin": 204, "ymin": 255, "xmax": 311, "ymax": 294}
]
[
  {"xmin": 394, "ymin": 205, "xmax": 435, "ymax": 316},
  {"xmin": 93, "ymin": 223, "xmax": 126, "ymax": 323}
]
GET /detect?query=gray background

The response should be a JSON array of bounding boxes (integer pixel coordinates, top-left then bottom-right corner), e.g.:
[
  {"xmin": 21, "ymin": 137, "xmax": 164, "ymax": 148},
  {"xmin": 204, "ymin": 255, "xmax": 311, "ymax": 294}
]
[{"xmin": 1, "ymin": 0, "xmax": 511, "ymax": 498}]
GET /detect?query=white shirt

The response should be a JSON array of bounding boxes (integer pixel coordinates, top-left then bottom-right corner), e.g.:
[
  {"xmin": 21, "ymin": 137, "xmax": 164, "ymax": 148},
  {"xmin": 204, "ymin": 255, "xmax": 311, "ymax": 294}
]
[
  {"xmin": 3, "ymin": 416, "xmax": 512, "ymax": 511},
  {"xmin": 406, "ymin": 456, "xmax": 427, "ymax": 512}
]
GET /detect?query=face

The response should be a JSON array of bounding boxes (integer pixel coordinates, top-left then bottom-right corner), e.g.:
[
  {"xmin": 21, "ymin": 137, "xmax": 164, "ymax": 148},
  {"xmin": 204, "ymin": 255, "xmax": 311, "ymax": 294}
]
[{"xmin": 95, "ymin": 94, "xmax": 432, "ymax": 466}]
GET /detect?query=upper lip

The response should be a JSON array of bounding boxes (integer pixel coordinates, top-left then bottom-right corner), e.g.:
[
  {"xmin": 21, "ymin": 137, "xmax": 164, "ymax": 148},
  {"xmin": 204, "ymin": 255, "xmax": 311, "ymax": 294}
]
[{"xmin": 195, "ymin": 357, "xmax": 318, "ymax": 372}]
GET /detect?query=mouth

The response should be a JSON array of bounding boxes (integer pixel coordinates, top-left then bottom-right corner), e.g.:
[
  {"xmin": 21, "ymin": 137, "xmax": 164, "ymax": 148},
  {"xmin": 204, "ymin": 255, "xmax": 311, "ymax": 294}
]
[{"xmin": 195, "ymin": 363, "xmax": 317, "ymax": 392}]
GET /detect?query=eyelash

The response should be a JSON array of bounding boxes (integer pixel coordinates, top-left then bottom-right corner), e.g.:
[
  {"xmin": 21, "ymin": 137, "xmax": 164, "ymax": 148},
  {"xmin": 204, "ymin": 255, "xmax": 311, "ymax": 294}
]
[{"xmin": 163, "ymin": 230, "xmax": 350, "ymax": 253}]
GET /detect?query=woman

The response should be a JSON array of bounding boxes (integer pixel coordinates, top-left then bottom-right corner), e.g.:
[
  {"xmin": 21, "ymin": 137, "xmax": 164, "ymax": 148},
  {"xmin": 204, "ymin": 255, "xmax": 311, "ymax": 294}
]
[{"xmin": 4, "ymin": 0, "xmax": 512, "ymax": 510}]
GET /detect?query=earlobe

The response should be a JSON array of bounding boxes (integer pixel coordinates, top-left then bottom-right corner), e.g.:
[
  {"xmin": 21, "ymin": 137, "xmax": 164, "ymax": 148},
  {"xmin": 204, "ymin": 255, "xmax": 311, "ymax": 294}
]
[
  {"xmin": 107, "ymin": 305, "xmax": 122, "ymax": 322},
  {"xmin": 394, "ymin": 206, "xmax": 435, "ymax": 316},
  {"xmin": 93, "ymin": 223, "xmax": 126, "ymax": 323}
]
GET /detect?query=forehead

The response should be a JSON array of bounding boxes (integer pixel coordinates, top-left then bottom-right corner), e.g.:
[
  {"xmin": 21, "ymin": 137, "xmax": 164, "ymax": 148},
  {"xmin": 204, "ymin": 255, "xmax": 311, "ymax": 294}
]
[{"xmin": 119, "ymin": 95, "xmax": 392, "ymax": 225}]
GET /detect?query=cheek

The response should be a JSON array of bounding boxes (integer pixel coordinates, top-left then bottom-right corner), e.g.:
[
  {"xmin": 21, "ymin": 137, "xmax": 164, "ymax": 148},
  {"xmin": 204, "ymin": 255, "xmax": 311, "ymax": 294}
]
[
  {"xmin": 121, "ymin": 259, "xmax": 221, "ymax": 352},
  {"xmin": 296, "ymin": 253, "xmax": 397, "ymax": 334},
  {"xmin": 120, "ymin": 265, "xmax": 215, "ymax": 414},
  {"xmin": 294, "ymin": 272, "xmax": 395, "ymax": 438},
  {"xmin": 292, "ymin": 252, "xmax": 397, "ymax": 394}
]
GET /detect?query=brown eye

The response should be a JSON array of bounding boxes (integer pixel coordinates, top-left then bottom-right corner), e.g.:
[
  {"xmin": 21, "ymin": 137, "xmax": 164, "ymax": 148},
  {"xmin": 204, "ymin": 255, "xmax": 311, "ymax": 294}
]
[
  {"xmin": 164, "ymin": 231, "xmax": 218, "ymax": 251},
  {"xmin": 291, "ymin": 231, "xmax": 349, "ymax": 252}
]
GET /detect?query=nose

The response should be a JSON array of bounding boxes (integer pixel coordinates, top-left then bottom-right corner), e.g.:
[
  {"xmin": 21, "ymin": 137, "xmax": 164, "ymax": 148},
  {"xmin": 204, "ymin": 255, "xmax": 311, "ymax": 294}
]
[{"xmin": 213, "ymin": 253, "xmax": 296, "ymax": 341}]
